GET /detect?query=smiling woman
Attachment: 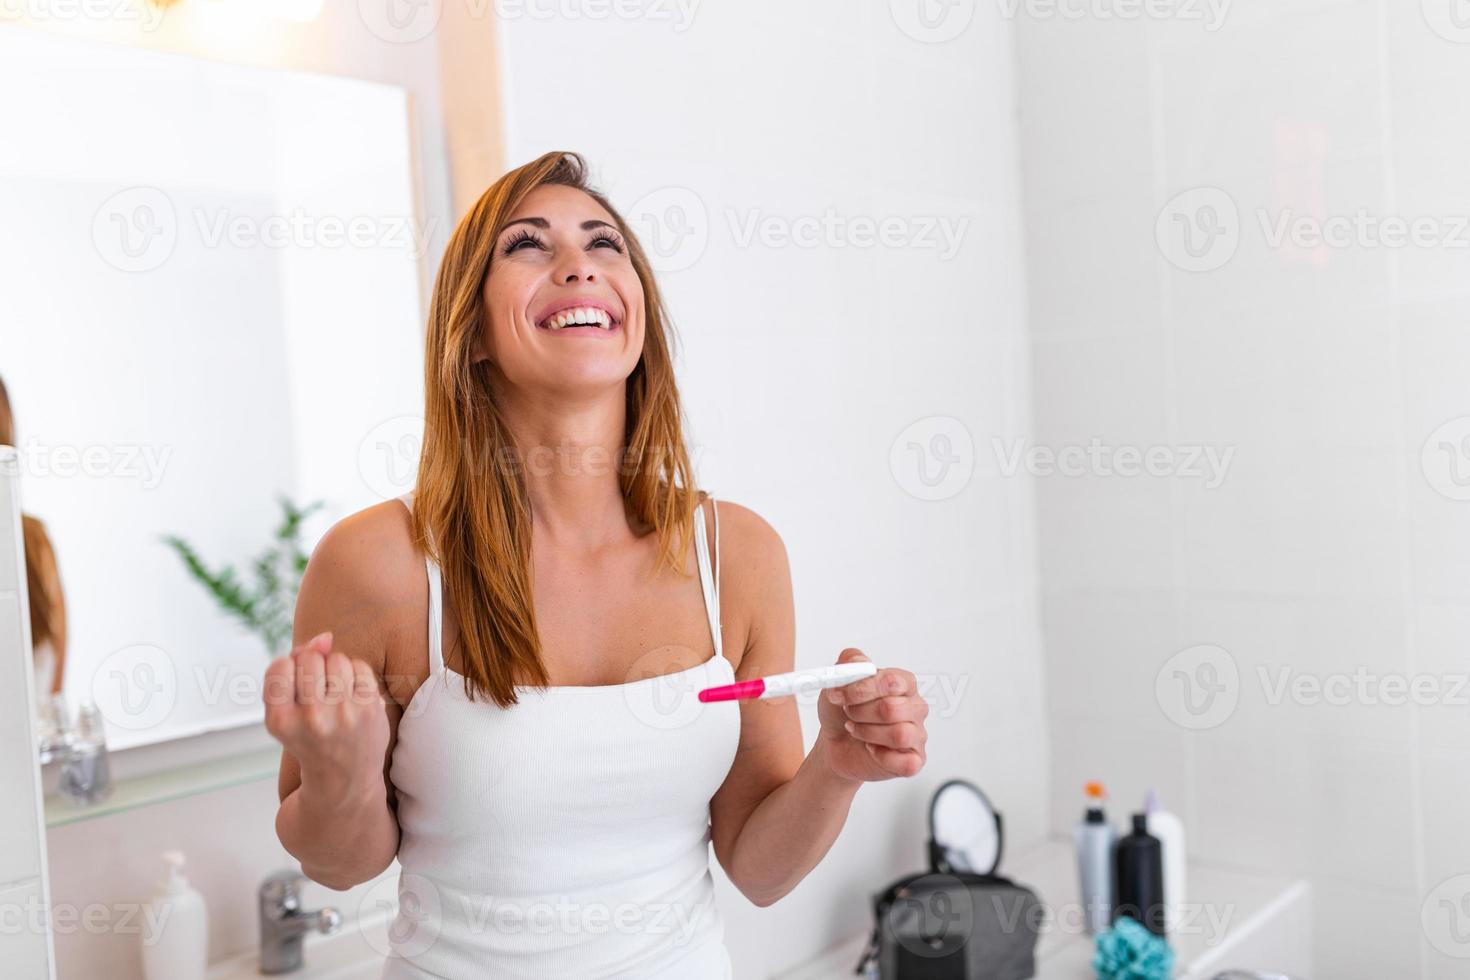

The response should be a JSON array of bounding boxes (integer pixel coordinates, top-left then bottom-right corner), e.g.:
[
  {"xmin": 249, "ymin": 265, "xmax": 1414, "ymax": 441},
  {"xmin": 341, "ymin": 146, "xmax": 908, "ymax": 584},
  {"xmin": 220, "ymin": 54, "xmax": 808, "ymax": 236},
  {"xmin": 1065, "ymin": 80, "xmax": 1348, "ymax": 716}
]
[{"xmin": 264, "ymin": 151, "xmax": 929, "ymax": 980}]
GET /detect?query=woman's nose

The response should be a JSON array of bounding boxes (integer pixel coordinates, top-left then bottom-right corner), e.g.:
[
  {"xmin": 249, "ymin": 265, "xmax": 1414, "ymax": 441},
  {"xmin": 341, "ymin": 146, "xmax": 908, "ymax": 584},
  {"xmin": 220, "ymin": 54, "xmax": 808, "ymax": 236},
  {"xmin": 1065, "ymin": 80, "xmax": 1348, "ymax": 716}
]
[{"xmin": 553, "ymin": 254, "xmax": 597, "ymax": 284}]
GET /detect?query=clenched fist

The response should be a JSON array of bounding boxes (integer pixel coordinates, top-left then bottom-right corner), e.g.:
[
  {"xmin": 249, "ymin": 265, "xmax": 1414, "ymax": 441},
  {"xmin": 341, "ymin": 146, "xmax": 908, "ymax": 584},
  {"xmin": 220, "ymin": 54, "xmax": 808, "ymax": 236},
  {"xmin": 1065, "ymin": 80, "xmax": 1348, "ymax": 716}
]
[{"xmin": 263, "ymin": 631, "xmax": 390, "ymax": 799}]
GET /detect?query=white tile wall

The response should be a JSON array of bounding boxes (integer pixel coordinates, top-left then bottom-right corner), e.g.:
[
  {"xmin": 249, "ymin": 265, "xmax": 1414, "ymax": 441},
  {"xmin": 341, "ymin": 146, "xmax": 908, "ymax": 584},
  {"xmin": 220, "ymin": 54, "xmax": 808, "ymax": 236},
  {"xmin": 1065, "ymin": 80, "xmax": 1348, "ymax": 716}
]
[{"xmin": 1017, "ymin": 2, "xmax": 1468, "ymax": 976}]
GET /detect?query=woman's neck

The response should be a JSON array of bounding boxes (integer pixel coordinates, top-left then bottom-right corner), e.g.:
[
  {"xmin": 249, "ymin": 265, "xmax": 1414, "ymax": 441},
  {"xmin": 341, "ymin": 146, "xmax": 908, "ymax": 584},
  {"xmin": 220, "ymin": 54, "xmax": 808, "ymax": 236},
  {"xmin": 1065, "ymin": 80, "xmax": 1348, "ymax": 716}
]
[{"xmin": 498, "ymin": 387, "xmax": 634, "ymax": 551}]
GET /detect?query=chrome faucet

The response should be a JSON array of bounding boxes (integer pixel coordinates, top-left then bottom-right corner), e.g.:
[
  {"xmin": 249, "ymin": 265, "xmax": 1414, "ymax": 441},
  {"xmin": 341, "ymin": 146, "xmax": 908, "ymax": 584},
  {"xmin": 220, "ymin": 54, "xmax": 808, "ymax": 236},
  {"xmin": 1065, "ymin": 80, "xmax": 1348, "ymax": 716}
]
[{"xmin": 258, "ymin": 869, "xmax": 342, "ymax": 974}]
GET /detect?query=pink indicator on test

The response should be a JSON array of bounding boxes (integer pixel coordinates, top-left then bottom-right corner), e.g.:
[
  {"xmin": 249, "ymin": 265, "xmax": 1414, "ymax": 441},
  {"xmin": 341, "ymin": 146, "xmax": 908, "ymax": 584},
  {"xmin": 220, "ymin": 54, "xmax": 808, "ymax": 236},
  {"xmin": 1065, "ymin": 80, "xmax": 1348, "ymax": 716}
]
[{"xmin": 698, "ymin": 679, "xmax": 766, "ymax": 703}]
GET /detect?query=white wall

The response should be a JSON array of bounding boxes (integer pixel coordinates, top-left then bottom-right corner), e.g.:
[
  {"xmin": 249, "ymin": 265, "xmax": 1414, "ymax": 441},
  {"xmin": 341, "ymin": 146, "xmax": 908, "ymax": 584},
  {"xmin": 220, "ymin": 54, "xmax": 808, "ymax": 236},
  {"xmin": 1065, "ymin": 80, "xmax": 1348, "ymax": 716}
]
[
  {"xmin": 496, "ymin": 3, "xmax": 1046, "ymax": 976},
  {"xmin": 1016, "ymin": 2, "xmax": 1468, "ymax": 977},
  {"xmin": 0, "ymin": 448, "xmax": 56, "ymax": 977}
]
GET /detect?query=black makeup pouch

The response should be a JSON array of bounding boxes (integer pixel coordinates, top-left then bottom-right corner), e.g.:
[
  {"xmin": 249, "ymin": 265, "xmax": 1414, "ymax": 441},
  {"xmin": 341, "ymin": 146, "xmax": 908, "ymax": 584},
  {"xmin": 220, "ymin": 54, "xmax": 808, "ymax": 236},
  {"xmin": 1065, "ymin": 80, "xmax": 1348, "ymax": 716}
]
[{"xmin": 853, "ymin": 780, "xmax": 1042, "ymax": 980}]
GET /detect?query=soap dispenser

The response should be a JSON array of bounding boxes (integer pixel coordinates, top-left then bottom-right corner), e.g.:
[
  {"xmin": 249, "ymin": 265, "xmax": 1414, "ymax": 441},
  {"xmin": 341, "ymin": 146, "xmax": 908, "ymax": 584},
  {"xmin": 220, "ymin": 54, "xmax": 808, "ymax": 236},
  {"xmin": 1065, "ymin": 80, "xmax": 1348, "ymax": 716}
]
[{"xmin": 141, "ymin": 850, "xmax": 208, "ymax": 980}]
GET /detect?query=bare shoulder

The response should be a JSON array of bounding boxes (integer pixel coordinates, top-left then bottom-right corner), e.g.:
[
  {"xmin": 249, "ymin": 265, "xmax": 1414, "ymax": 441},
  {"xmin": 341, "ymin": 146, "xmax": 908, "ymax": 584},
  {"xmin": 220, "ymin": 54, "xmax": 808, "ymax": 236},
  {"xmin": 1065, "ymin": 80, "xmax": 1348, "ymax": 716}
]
[
  {"xmin": 700, "ymin": 496, "xmax": 794, "ymax": 673},
  {"xmin": 294, "ymin": 498, "xmax": 425, "ymax": 672},
  {"xmin": 702, "ymin": 496, "xmax": 789, "ymax": 576}
]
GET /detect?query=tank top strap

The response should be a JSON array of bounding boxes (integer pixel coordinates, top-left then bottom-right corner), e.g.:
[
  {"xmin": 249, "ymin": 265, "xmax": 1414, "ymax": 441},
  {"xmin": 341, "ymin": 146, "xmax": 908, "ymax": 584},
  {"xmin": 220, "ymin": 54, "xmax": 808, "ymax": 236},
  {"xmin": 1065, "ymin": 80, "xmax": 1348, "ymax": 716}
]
[
  {"xmin": 692, "ymin": 493, "xmax": 722, "ymax": 662},
  {"xmin": 397, "ymin": 491, "xmax": 446, "ymax": 676}
]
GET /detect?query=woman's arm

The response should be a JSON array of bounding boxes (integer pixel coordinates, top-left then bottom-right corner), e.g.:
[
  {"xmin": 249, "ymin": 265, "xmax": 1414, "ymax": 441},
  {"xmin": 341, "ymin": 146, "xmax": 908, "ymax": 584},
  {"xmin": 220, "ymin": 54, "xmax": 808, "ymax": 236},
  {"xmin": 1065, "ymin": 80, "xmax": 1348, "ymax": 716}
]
[
  {"xmin": 267, "ymin": 505, "xmax": 413, "ymax": 890},
  {"xmin": 708, "ymin": 504, "xmax": 928, "ymax": 908}
]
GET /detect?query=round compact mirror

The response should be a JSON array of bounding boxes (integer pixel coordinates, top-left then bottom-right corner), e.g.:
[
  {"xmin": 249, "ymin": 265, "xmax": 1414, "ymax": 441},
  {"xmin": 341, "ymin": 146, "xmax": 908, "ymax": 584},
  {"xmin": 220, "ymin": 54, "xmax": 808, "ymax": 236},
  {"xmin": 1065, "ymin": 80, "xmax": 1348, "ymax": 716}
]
[{"xmin": 928, "ymin": 779, "xmax": 1003, "ymax": 876}]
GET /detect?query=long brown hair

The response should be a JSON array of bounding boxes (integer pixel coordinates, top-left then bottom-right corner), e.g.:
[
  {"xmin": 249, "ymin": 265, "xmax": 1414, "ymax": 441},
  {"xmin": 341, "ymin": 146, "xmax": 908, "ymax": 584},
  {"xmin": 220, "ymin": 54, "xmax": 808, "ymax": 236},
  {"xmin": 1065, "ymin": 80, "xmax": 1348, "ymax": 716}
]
[
  {"xmin": 0, "ymin": 375, "xmax": 60, "ymax": 651},
  {"xmin": 409, "ymin": 151, "xmax": 701, "ymax": 707}
]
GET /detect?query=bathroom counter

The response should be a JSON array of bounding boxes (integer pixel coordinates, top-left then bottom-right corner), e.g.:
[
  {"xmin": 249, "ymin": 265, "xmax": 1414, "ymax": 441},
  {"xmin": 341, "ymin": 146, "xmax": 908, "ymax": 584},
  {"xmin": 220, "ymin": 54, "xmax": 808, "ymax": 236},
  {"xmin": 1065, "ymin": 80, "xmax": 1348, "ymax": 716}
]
[{"xmin": 775, "ymin": 837, "xmax": 1313, "ymax": 980}]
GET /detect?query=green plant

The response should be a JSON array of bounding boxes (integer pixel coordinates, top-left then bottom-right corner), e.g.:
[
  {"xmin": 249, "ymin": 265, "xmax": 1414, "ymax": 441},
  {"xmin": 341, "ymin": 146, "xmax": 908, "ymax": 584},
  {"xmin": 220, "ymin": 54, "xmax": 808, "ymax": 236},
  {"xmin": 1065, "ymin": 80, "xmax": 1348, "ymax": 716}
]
[{"xmin": 161, "ymin": 495, "xmax": 323, "ymax": 655}]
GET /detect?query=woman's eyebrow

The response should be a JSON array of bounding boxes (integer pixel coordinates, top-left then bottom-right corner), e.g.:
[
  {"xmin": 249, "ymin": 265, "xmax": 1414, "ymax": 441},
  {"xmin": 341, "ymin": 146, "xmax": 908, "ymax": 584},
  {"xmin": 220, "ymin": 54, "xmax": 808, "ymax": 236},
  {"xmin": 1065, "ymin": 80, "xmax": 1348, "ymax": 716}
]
[{"xmin": 501, "ymin": 217, "xmax": 617, "ymax": 232}]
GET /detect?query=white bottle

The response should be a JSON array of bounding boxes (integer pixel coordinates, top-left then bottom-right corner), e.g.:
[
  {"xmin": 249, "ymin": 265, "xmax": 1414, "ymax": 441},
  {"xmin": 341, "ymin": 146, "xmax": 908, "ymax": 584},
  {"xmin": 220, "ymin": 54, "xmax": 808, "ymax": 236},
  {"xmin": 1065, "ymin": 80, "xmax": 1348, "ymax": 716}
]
[
  {"xmin": 141, "ymin": 850, "xmax": 208, "ymax": 980},
  {"xmin": 1072, "ymin": 781, "xmax": 1115, "ymax": 935},
  {"xmin": 1144, "ymin": 789, "xmax": 1187, "ymax": 936}
]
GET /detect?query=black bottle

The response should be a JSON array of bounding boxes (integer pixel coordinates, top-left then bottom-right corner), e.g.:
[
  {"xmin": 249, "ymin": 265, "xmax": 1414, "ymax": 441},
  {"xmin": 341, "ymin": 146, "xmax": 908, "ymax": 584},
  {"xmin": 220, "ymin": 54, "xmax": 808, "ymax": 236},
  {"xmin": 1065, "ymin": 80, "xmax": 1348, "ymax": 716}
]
[{"xmin": 1112, "ymin": 813, "xmax": 1166, "ymax": 936}]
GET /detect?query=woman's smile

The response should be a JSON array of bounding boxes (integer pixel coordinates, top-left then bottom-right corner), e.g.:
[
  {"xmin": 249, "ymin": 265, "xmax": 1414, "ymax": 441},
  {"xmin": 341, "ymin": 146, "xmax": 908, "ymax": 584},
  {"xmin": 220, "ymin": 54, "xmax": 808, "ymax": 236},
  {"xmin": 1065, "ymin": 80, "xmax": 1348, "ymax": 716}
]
[{"xmin": 534, "ymin": 299, "xmax": 622, "ymax": 335}]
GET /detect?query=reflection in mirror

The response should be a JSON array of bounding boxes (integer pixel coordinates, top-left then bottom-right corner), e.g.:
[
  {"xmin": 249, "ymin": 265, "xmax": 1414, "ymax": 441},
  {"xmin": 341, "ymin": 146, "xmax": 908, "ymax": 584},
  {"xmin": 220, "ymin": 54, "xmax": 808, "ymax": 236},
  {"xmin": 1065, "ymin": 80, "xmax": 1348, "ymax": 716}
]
[
  {"xmin": 931, "ymin": 779, "xmax": 1002, "ymax": 875},
  {"xmin": 1, "ymin": 375, "xmax": 68, "ymax": 710},
  {"xmin": 0, "ymin": 28, "xmax": 426, "ymax": 757}
]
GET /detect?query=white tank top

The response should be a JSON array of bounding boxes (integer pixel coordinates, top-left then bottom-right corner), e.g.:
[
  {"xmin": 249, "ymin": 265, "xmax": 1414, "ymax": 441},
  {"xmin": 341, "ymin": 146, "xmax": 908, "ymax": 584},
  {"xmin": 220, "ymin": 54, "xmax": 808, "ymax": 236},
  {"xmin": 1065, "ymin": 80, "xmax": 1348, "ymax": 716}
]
[{"xmin": 382, "ymin": 492, "xmax": 740, "ymax": 980}]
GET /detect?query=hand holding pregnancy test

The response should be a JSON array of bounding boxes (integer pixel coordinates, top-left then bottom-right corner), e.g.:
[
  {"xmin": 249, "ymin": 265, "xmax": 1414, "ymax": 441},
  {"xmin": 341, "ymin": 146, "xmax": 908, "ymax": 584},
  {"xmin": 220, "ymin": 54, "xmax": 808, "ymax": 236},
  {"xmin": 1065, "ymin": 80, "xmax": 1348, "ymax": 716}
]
[{"xmin": 702, "ymin": 649, "xmax": 929, "ymax": 783}]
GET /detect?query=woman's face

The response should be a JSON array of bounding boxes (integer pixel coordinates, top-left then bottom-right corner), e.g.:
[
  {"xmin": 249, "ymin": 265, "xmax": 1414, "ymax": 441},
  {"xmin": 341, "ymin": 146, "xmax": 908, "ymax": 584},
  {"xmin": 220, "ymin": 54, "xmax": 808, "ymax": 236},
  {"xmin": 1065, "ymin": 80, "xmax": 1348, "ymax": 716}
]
[{"xmin": 478, "ymin": 184, "xmax": 645, "ymax": 396}]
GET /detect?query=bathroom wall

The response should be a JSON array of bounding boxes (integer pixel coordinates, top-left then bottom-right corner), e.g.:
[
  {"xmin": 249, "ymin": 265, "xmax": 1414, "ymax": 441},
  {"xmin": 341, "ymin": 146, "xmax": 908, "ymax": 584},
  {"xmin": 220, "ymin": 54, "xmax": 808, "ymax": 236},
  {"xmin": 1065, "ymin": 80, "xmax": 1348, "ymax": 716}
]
[
  {"xmin": 0, "ymin": 449, "xmax": 56, "ymax": 977},
  {"xmin": 1015, "ymin": 2, "xmax": 1469, "ymax": 977},
  {"xmin": 494, "ymin": 3, "xmax": 1046, "ymax": 976}
]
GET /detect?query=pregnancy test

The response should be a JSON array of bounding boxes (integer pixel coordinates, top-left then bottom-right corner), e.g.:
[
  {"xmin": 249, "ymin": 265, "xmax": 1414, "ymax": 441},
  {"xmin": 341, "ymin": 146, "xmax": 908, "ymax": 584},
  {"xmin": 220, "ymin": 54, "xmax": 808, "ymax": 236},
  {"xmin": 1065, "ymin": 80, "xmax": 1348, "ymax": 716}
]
[{"xmin": 697, "ymin": 662, "xmax": 878, "ymax": 703}]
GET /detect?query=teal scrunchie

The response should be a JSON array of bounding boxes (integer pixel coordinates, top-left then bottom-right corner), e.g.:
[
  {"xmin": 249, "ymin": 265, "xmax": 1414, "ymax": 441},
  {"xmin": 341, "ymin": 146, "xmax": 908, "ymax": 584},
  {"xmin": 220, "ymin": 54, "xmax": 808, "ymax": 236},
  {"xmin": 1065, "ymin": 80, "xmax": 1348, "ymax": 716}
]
[{"xmin": 1092, "ymin": 917, "xmax": 1175, "ymax": 980}]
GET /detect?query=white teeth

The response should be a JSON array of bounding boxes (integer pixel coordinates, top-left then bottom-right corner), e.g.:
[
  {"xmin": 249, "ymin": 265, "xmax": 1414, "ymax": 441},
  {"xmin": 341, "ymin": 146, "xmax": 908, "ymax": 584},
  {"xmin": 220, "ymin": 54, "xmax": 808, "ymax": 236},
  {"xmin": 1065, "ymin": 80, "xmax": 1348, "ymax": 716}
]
[{"xmin": 541, "ymin": 306, "xmax": 614, "ymax": 330}]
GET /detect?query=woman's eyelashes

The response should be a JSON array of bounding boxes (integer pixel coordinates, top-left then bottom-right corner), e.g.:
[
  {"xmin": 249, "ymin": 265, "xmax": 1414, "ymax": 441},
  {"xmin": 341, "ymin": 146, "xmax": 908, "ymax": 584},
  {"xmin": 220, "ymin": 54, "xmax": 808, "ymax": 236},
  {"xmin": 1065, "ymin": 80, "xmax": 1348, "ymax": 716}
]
[{"xmin": 498, "ymin": 227, "xmax": 626, "ymax": 257}]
